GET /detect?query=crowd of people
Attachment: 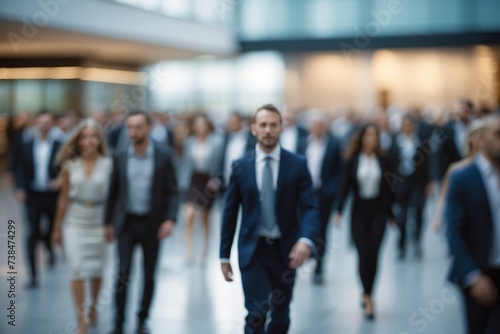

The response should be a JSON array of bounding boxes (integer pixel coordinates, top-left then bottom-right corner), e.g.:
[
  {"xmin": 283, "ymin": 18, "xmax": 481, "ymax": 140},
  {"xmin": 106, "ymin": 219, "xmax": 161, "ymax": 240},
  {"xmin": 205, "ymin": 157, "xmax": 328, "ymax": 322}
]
[{"xmin": 3, "ymin": 99, "xmax": 500, "ymax": 334}]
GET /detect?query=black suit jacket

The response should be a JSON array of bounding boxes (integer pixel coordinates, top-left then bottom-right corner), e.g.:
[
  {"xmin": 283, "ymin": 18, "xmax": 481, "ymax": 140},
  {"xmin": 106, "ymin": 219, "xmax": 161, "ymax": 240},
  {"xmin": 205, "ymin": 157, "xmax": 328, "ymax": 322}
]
[
  {"xmin": 335, "ymin": 153, "xmax": 395, "ymax": 219},
  {"xmin": 104, "ymin": 142, "xmax": 179, "ymax": 235},
  {"xmin": 296, "ymin": 135, "xmax": 343, "ymax": 208},
  {"xmin": 14, "ymin": 138, "xmax": 62, "ymax": 192},
  {"xmin": 433, "ymin": 121, "xmax": 462, "ymax": 181},
  {"xmin": 389, "ymin": 133, "xmax": 432, "ymax": 188}
]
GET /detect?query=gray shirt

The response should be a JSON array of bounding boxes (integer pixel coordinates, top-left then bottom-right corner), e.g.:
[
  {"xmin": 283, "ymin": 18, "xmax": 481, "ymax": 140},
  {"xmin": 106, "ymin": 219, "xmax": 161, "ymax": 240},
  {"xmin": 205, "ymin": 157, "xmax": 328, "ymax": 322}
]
[{"xmin": 126, "ymin": 140, "xmax": 154, "ymax": 215}]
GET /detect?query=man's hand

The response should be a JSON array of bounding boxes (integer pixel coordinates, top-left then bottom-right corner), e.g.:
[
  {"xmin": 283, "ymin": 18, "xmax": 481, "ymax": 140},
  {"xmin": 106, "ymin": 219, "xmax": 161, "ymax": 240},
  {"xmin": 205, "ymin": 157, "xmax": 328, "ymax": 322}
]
[
  {"xmin": 104, "ymin": 225, "xmax": 114, "ymax": 243},
  {"xmin": 157, "ymin": 220, "xmax": 175, "ymax": 239},
  {"xmin": 471, "ymin": 275, "xmax": 498, "ymax": 307},
  {"xmin": 288, "ymin": 241, "xmax": 311, "ymax": 269},
  {"xmin": 221, "ymin": 262, "xmax": 234, "ymax": 282},
  {"xmin": 15, "ymin": 189, "xmax": 25, "ymax": 203},
  {"xmin": 52, "ymin": 229, "xmax": 62, "ymax": 245},
  {"xmin": 206, "ymin": 178, "xmax": 221, "ymax": 193},
  {"xmin": 49, "ymin": 178, "xmax": 61, "ymax": 191}
]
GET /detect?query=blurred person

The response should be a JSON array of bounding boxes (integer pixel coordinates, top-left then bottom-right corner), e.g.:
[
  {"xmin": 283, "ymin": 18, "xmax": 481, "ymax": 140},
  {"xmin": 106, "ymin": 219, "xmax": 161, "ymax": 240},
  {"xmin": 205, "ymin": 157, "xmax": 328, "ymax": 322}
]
[
  {"xmin": 432, "ymin": 119, "xmax": 485, "ymax": 232},
  {"xmin": 331, "ymin": 108, "xmax": 359, "ymax": 151},
  {"xmin": 170, "ymin": 118, "xmax": 191, "ymax": 195},
  {"xmin": 220, "ymin": 104, "xmax": 320, "ymax": 334},
  {"xmin": 297, "ymin": 111, "xmax": 343, "ymax": 284},
  {"xmin": 279, "ymin": 106, "xmax": 308, "ymax": 153},
  {"xmin": 183, "ymin": 114, "xmax": 224, "ymax": 263},
  {"xmin": 7, "ymin": 111, "xmax": 34, "ymax": 185},
  {"xmin": 150, "ymin": 111, "xmax": 173, "ymax": 147},
  {"xmin": 445, "ymin": 113, "xmax": 500, "ymax": 334},
  {"xmin": 107, "ymin": 108, "xmax": 129, "ymax": 153},
  {"xmin": 50, "ymin": 113, "xmax": 72, "ymax": 142},
  {"xmin": 220, "ymin": 112, "xmax": 256, "ymax": 192},
  {"xmin": 433, "ymin": 99, "xmax": 475, "ymax": 182},
  {"xmin": 105, "ymin": 110, "xmax": 178, "ymax": 334},
  {"xmin": 390, "ymin": 114, "xmax": 433, "ymax": 260},
  {"xmin": 89, "ymin": 108, "xmax": 109, "ymax": 129},
  {"xmin": 373, "ymin": 109, "xmax": 392, "ymax": 152},
  {"xmin": 52, "ymin": 119, "xmax": 112, "ymax": 334},
  {"xmin": 333, "ymin": 123, "xmax": 396, "ymax": 320},
  {"xmin": 14, "ymin": 110, "xmax": 62, "ymax": 288}
]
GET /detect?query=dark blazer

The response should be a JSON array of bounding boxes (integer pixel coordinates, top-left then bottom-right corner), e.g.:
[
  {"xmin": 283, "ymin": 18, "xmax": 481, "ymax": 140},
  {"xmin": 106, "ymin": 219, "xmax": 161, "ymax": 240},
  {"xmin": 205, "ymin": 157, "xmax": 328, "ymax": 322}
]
[
  {"xmin": 335, "ymin": 153, "xmax": 395, "ymax": 218},
  {"xmin": 297, "ymin": 135, "xmax": 343, "ymax": 207},
  {"xmin": 433, "ymin": 121, "xmax": 463, "ymax": 181},
  {"xmin": 445, "ymin": 162, "xmax": 494, "ymax": 286},
  {"xmin": 104, "ymin": 142, "xmax": 179, "ymax": 235},
  {"xmin": 220, "ymin": 148, "xmax": 320, "ymax": 269},
  {"xmin": 389, "ymin": 133, "xmax": 431, "ymax": 188},
  {"xmin": 14, "ymin": 138, "xmax": 62, "ymax": 192}
]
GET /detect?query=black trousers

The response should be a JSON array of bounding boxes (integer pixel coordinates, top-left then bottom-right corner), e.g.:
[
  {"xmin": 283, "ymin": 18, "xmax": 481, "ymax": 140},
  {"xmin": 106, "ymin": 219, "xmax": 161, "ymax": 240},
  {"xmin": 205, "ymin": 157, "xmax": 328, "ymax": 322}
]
[
  {"xmin": 314, "ymin": 194, "xmax": 334, "ymax": 274},
  {"xmin": 351, "ymin": 198, "xmax": 387, "ymax": 296},
  {"xmin": 114, "ymin": 214, "xmax": 160, "ymax": 326},
  {"xmin": 463, "ymin": 268, "xmax": 500, "ymax": 334},
  {"xmin": 25, "ymin": 190, "xmax": 57, "ymax": 281},
  {"xmin": 240, "ymin": 238, "xmax": 296, "ymax": 334},
  {"xmin": 395, "ymin": 182, "xmax": 426, "ymax": 252}
]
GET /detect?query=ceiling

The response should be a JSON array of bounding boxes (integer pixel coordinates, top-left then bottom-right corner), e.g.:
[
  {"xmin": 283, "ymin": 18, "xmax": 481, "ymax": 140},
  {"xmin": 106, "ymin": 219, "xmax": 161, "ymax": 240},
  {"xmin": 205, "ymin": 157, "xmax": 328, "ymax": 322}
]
[{"xmin": 0, "ymin": 19, "xmax": 202, "ymax": 67}]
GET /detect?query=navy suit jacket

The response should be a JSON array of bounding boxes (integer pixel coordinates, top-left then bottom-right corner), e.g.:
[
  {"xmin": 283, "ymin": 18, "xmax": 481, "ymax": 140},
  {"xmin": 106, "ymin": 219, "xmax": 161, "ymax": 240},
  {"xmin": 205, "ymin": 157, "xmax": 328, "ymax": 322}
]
[
  {"xmin": 296, "ymin": 135, "xmax": 343, "ymax": 209},
  {"xmin": 433, "ymin": 121, "xmax": 462, "ymax": 181},
  {"xmin": 220, "ymin": 148, "xmax": 320, "ymax": 270},
  {"xmin": 446, "ymin": 161, "xmax": 494, "ymax": 287}
]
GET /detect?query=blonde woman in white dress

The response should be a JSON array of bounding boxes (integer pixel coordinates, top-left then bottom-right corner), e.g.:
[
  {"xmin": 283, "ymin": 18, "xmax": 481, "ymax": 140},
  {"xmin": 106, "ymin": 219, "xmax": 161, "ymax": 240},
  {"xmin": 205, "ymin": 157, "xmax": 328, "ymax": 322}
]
[{"xmin": 52, "ymin": 119, "xmax": 112, "ymax": 334}]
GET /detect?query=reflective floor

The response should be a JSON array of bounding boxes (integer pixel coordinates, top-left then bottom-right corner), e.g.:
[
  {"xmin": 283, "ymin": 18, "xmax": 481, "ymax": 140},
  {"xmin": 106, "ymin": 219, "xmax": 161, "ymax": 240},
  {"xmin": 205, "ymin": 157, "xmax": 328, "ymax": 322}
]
[{"xmin": 0, "ymin": 177, "xmax": 463, "ymax": 334}]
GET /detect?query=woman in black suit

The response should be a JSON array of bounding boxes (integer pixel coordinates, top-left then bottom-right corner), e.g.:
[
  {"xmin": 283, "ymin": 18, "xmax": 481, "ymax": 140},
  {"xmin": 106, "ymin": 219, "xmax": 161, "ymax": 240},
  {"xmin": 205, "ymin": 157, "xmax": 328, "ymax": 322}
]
[{"xmin": 333, "ymin": 123, "xmax": 395, "ymax": 320}]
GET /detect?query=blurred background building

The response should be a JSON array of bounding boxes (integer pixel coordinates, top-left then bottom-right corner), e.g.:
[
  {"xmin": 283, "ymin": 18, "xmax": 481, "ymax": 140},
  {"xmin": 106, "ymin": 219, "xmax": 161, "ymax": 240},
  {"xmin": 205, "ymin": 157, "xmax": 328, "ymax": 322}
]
[{"xmin": 0, "ymin": 0, "xmax": 499, "ymax": 162}]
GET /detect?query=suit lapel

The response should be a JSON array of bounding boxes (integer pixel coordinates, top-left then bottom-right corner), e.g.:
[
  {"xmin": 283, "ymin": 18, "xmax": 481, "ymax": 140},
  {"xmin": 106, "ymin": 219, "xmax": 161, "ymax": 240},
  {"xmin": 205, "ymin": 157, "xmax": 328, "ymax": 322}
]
[
  {"xmin": 275, "ymin": 149, "xmax": 287, "ymax": 213},
  {"xmin": 247, "ymin": 150, "xmax": 259, "ymax": 199},
  {"xmin": 119, "ymin": 149, "xmax": 128, "ymax": 200},
  {"xmin": 471, "ymin": 164, "xmax": 494, "ymax": 228}
]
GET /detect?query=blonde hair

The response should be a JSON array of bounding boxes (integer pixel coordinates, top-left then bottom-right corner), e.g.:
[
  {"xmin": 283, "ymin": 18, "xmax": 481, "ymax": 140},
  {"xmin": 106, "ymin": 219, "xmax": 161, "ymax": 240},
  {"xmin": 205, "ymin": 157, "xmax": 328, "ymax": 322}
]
[{"xmin": 56, "ymin": 118, "xmax": 108, "ymax": 166}]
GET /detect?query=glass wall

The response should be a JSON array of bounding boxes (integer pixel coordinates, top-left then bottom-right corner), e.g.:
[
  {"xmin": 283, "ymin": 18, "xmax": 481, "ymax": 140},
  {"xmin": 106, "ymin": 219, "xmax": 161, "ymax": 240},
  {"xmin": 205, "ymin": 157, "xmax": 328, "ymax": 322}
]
[{"xmin": 239, "ymin": 0, "xmax": 500, "ymax": 40}]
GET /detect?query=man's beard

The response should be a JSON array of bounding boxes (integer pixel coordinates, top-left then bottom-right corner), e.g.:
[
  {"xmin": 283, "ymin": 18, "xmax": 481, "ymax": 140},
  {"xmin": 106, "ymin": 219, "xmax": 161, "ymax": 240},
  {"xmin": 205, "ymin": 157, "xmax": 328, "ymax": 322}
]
[{"xmin": 134, "ymin": 137, "xmax": 147, "ymax": 145}]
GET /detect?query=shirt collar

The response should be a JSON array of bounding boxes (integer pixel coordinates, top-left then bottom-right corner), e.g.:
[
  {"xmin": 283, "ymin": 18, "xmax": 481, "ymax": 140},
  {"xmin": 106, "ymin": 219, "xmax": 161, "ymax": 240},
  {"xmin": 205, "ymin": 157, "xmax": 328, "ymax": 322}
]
[
  {"xmin": 255, "ymin": 144, "xmax": 281, "ymax": 162},
  {"xmin": 476, "ymin": 153, "xmax": 499, "ymax": 179},
  {"xmin": 307, "ymin": 134, "xmax": 327, "ymax": 145},
  {"xmin": 128, "ymin": 139, "xmax": 153, "ymax": 158}
]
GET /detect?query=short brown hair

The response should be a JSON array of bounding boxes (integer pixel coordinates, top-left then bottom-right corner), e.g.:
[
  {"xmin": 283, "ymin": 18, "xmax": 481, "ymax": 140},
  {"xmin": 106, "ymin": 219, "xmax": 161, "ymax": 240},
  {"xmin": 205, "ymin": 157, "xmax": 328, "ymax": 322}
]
[{"xmin": 254, "ymin": 104, "xmax": 282, "ymax": 124}]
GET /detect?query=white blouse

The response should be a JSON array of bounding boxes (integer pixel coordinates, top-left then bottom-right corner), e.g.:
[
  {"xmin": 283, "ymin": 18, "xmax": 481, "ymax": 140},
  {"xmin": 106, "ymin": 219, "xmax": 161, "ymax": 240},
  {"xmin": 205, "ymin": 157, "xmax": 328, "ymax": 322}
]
[{"xmin": 357, "ymin": 153, "xmax": 382, "ymax": 199}]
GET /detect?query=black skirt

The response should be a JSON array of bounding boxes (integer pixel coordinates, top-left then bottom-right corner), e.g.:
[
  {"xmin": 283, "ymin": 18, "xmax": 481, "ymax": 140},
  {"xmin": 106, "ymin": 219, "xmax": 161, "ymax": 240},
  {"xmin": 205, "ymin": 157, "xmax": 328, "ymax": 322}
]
[{"xmin": 184, "ymin": 172, "xmax": 217, "ymax": 210}]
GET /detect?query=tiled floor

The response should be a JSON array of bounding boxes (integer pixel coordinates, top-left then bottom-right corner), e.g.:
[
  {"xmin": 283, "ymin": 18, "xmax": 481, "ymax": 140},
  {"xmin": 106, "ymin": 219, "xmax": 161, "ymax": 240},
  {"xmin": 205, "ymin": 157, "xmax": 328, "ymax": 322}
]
[{"xmin": 0, "ymin": 176, "xmax": 463, "ymax": 334}]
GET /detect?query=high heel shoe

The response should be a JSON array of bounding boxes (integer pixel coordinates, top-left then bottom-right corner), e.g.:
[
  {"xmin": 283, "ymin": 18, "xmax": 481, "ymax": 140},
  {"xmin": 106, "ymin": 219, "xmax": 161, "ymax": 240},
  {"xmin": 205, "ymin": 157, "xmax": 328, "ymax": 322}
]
[{"xmin": 363, "ymin": 297, "xmax": 375, "ymax": 321}]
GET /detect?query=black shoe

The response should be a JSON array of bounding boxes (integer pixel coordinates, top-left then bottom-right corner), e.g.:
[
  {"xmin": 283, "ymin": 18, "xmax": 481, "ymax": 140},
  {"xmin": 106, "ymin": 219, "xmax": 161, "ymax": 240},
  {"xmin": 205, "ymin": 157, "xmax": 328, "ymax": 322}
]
[
  {"xmin": 110, "ymin": 326, "xmax": 123, "ymax": 334},
  {"xmin": 313, "ymin": 272, "xmax": 324, "ymax": 285},
  {"xmin": 365, "ymin": 312, "xmax": 375, "ymax": 321},
  {"xmin": 137, "ymin": 322, "xmax": 150, "ymax": 334}
]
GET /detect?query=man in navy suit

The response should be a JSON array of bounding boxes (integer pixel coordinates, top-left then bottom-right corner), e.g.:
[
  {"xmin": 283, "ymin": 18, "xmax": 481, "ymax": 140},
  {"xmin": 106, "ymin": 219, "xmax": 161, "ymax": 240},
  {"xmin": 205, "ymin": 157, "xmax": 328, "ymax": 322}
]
[
  {"xmin": 446, "ymin": 114, "xmax": 500, "ymax": 334},
  {"xmin": 297, "ymin": 112, "xmax": 343, "ymax": 284},
  {"xmin": 220, "ymin": 104, "xmax": 320, "ymax": 334}
]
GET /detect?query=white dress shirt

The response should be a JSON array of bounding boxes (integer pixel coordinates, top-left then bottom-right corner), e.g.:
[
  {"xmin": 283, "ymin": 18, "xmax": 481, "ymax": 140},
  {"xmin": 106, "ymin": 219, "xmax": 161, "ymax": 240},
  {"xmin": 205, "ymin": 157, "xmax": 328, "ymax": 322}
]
[
  {"xmin": 476, "ymin": 154, "xmax": 500, "ymax": 267},
  {"xmin": 454, "ymin": 121, "xmax": 468, "ymax": 158},
  {"xmin": 224, "ymin": 130, "xmax": 248, "ymax": 186},
  {"xmin": 280, "ymin": 126, "xmax": 299, "ymax": 153},
  {"xmin": 32, "ymin": 138, "xmax": 51, "ymax": 191},
  {"xmin": 192, "ymin": 139, "xmax": 211, "ymax": 172},
  {"xmin": 357, "ymin": 153, "xmax": 381, "ymax": 199},
  {"xmin": 396, "ymin": 133, "xmax": 418, "ymax": 176},
  {"xmin": 306, "ymin": 135, "xmax": 327, "ymax": 190}
]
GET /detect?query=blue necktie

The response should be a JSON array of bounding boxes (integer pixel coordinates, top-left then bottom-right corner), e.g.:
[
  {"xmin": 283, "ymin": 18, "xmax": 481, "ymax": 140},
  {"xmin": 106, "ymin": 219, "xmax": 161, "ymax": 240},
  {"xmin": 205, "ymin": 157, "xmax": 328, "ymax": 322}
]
[{"xmin": 260, "ymin": 156, "xmax": 277, "ymax": 232}]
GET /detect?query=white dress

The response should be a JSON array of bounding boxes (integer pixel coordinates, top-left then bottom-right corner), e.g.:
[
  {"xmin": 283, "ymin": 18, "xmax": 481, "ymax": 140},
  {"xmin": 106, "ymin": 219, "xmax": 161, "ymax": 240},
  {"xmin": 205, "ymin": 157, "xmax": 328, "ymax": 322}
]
[{"xmin": 62, "ymin": 156, "xmax": 112, "ymax": 279}]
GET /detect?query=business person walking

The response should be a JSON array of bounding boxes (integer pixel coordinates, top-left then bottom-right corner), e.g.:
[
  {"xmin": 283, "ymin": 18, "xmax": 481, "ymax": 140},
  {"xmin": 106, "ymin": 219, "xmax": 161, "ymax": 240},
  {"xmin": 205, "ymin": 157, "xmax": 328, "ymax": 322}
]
[
  {"xmin": 220, "ymin": 104, "xmax": 320, "ymax": 334},
  {"xmin": 297, "ymin": 112, "xmax": 343, "ymax": 284},
  {"xmin": 334, "ymin": 123, "xmax": 396, "ymax": 320},
  {"xmin": 446, "ymin": 114, "xmax": 500, "ymax": 334},
  {"xmin": 105, "ymin": 110, "xmax": 178, "ymax": 334}
]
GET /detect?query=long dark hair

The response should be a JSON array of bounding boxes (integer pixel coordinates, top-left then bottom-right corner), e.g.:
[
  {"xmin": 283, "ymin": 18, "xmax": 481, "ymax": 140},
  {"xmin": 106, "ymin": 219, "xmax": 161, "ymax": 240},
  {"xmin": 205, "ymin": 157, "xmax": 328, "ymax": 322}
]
[{"xmin": 344, "ymin": 123, "xmax": 385, "ymax": 160}]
